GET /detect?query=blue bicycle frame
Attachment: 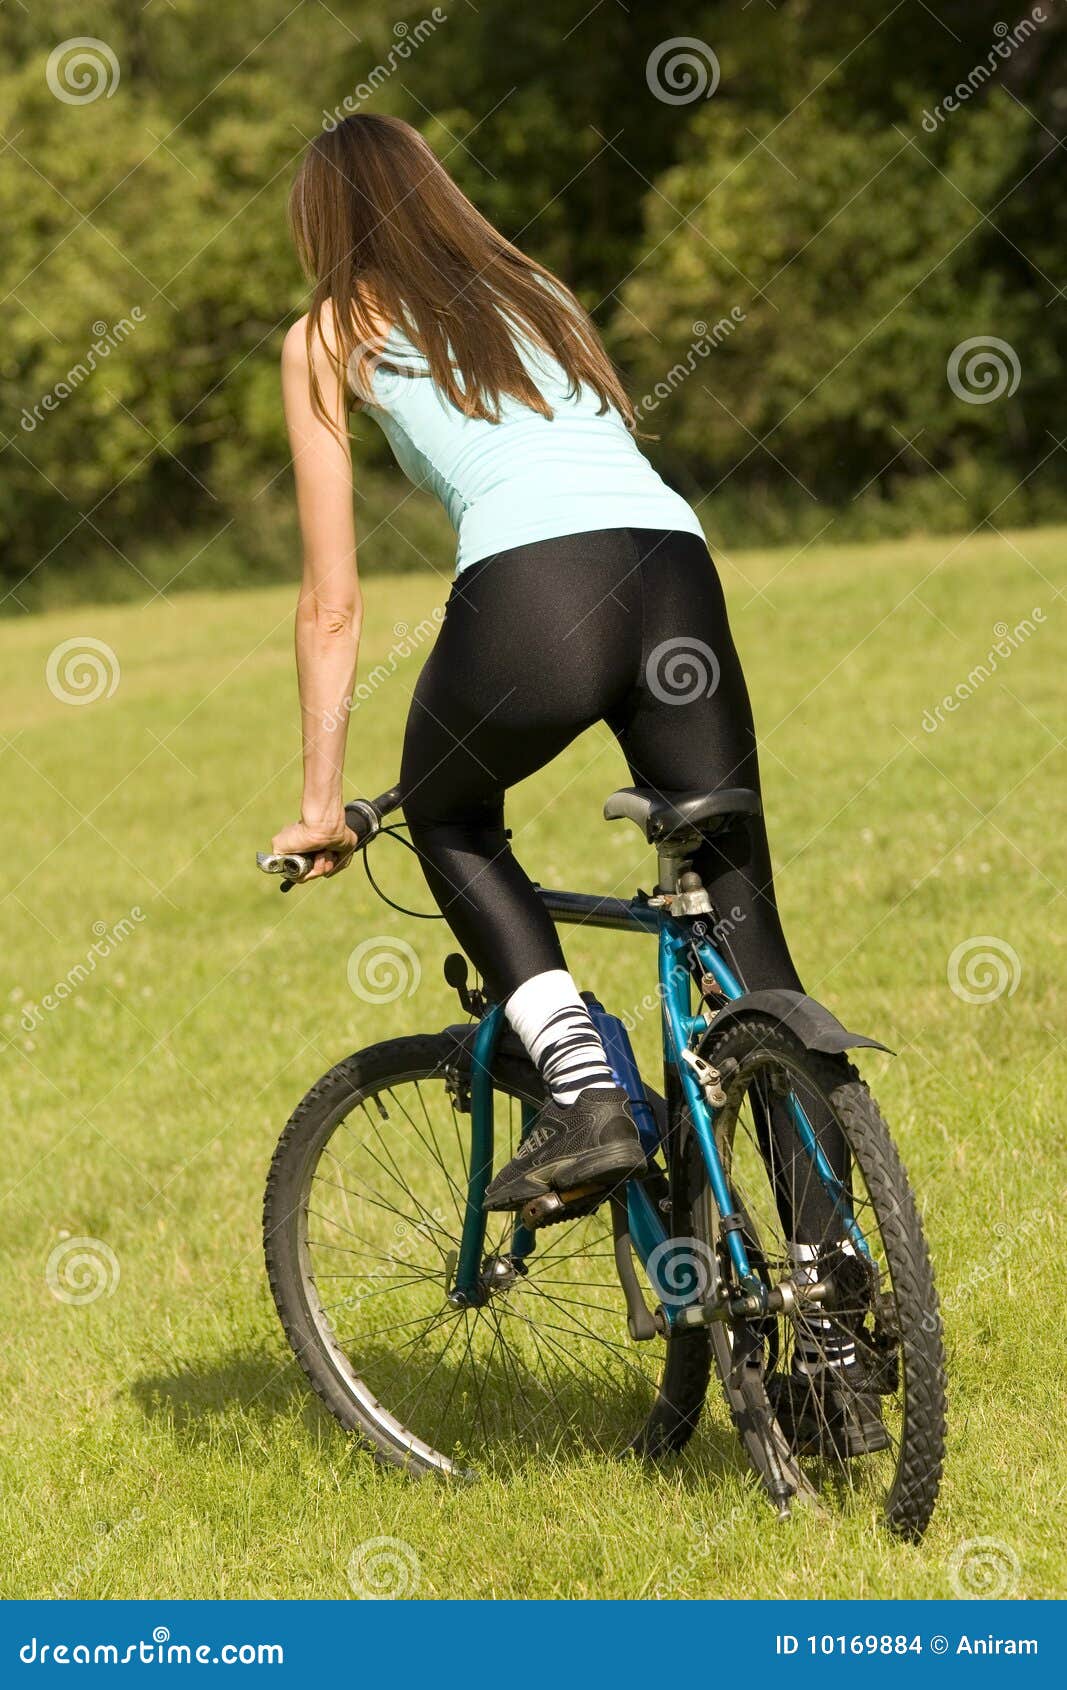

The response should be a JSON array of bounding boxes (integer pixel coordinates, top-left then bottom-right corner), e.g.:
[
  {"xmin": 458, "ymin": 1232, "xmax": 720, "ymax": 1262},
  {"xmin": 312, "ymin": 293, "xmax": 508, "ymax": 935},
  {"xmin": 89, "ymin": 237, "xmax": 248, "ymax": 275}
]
[{"xmin": 452, "ymin": 887, "xmax": 864, "ymax": 1311}]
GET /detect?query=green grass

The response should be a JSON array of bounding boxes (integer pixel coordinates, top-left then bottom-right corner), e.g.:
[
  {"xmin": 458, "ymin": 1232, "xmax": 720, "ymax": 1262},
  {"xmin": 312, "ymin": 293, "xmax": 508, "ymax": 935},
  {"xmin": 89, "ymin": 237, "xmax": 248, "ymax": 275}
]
[{"xmin": 1, "ymin": 524, "xmax": 1064, "ymax": 1600}]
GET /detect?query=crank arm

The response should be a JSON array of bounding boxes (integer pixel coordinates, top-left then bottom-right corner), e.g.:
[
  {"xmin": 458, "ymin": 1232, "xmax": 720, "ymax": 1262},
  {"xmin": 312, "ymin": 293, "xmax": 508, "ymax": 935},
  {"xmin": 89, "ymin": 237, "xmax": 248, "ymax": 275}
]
[{"xmin": 609, "ymin": 1192, "xmax": 662, "ymax": 1341}]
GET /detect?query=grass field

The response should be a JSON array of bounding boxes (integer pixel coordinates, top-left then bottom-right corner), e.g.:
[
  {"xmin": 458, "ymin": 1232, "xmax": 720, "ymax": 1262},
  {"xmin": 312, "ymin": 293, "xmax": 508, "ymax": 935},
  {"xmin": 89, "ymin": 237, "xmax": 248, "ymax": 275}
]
[{"xmin": 1, "ymin": 524, "xmax": 1064, "ymax": 1600}]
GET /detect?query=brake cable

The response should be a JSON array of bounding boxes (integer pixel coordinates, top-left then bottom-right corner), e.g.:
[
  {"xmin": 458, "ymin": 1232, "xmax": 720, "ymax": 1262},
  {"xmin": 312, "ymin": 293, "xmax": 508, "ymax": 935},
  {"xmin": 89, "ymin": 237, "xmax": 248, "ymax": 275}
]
[{"xmin": 362, "ymin": 823, "xmax": 445, "ymax": 920}]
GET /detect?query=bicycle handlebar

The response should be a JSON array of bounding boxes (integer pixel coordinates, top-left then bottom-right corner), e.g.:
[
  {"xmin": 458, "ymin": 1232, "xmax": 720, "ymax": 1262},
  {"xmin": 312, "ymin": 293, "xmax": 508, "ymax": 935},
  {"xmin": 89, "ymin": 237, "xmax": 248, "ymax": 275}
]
[
  {"xmin": 344, "ymin": 784, "xmax": 404, "ymax": 843},
  {"xmin": 256, "ymin": 784, "xmax": 403, "ymax": 892}
]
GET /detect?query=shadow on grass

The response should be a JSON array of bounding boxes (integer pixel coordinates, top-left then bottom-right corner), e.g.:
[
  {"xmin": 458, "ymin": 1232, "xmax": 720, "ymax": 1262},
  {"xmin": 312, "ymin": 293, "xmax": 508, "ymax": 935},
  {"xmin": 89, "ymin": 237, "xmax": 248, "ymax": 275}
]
[
  {"xmin": 130, "ymin": 1349, "xmax": 333, "ymax": 1450},
  {"xmin": 128, "ymin": 1340, "xmax": 746, "ymax": 1492}
]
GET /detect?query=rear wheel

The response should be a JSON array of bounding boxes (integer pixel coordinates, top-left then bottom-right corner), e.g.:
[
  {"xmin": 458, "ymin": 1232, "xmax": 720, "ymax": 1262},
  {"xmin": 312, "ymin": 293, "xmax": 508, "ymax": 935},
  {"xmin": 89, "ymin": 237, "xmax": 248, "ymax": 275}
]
[
  {"xmin": 686, "ymin": 1016, "xmax": 946, "ymax": 1538},
  {"xmin": 264, "ymin": 1033, "xmax": 711, "ymax": 1476}
]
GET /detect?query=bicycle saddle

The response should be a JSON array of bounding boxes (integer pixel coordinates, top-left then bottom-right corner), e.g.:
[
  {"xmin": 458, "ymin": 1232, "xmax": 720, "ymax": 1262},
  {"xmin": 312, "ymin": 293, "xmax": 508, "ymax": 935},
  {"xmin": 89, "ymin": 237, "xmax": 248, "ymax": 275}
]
[{"xmin": 603, "ymin": 786, "xmax": 761, "ymax": 844}]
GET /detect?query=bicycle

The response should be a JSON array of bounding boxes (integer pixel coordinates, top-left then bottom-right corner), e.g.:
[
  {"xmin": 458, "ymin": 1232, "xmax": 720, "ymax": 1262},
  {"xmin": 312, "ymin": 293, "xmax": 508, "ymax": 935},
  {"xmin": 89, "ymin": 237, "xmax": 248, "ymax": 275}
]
[{"xmin": 258, "ymin": 781, "xmax": 946, "ymax": 1538}]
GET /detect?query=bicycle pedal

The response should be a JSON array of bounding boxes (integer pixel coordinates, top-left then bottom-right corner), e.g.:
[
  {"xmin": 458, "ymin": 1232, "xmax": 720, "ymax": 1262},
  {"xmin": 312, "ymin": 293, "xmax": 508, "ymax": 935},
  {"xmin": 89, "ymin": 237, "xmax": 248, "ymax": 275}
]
[{"xmin": 521, "ymin": 1182, "xmax": 606, "ymax": 1229}]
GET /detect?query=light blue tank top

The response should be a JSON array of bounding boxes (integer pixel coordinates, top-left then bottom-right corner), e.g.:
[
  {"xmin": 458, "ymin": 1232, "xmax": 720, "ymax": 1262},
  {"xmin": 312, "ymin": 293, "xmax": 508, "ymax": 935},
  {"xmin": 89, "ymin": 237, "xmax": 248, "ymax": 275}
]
[{"xmin": 362, "ymin": 322, "xmax": 705, "ymax": 574}]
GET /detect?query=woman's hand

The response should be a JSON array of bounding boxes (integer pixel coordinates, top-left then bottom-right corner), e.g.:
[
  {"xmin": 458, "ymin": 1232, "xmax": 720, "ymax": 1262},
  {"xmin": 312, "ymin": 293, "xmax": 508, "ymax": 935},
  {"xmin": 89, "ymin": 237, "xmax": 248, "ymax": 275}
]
[{"xmin": 271, "ymin": 814, "xmax": 360, "ymax": 881}]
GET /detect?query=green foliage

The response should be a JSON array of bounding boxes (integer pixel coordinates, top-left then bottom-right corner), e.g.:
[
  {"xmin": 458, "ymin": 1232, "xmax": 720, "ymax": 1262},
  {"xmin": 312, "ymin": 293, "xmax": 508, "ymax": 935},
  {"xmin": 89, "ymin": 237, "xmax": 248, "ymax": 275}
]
[
  {"xmin": 617, "ymin": 100, "xmax": 1033, "ymax": 521},
  {"xmin": 2, "ymin": 0, "xmax": 1067, "ymax": 604}
]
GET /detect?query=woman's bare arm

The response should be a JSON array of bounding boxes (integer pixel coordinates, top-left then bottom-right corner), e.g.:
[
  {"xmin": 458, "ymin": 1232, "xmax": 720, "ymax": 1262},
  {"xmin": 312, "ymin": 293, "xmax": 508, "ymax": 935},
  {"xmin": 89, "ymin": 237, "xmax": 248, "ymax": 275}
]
[{"xmin": 271, "ymin": 310, "xmax": 362, "ymax": 877}]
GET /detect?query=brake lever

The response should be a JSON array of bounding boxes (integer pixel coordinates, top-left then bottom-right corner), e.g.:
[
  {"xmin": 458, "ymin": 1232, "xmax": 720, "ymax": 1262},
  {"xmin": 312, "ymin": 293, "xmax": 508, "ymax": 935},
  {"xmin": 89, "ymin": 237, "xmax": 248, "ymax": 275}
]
[{"xmin": 256, "ymin": 850, "xmax": 316, "ymax": 893}]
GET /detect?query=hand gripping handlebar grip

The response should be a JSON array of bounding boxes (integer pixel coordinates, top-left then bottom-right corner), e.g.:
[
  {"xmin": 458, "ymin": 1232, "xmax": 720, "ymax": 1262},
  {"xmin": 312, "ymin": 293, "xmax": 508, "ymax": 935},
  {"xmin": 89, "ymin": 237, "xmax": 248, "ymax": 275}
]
[{"xmin": 256, "ymin": 785, "xmax": 404, "ymax": 891}]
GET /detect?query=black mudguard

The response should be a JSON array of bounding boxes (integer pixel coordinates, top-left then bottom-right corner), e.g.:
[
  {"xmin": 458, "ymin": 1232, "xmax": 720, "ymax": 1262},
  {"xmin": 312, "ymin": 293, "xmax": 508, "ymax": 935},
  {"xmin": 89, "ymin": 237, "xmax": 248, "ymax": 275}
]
[
  {"xmin": 702, "ymin": 990, "xmax": 892, "ymax": 1056},
  {"xmin": 438, "ymin": 1022, "xmax": 544, "ymax": 1094},
  {"xmin": 440, "ymin": 1020, "xmax": 531, "ymax": 1067}
]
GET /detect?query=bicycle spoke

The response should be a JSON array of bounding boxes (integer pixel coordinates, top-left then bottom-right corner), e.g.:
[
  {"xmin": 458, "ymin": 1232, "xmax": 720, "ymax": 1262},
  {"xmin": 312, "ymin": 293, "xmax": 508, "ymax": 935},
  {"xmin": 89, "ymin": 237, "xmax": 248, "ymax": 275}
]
[
  {"xmin": 314, "ymin": 1167, "xmax": 458, "ymax": 1255},
  {"xmin": 291, "ymin": 1066, "xmax": 669, "ymax": 1471},
  {"xmin": 329, "ymin": 1131, "xmax": 462, "ymax": 1249},
  {"xmin": 376, "ymin": 1085, "xmax": 469, "ymax": 1226}
]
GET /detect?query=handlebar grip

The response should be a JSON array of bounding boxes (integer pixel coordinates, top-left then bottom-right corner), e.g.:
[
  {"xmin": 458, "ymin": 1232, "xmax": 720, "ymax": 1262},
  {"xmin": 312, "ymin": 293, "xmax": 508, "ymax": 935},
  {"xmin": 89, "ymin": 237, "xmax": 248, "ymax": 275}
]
[{"xmin": 344, "ymin": 784, "xmax": 403, "ymax": 843}]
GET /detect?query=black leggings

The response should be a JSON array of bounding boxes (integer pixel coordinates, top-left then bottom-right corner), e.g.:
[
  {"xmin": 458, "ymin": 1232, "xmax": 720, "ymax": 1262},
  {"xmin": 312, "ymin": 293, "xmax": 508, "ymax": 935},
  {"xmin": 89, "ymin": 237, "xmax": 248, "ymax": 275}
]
[
  {"xmin": 402, "ymin": 526, "xmax": 801, "ymax": 999},
  {"xmin": 400, "ymin": 527, "xmax": 840, "ymax": 1240}
]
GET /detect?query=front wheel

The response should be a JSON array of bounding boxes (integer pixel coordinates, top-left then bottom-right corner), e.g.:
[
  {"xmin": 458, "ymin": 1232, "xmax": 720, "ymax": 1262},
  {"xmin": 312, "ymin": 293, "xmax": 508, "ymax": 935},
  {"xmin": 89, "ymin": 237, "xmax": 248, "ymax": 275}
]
[
  {"xmin": 687, "ymin": 1015, "xmax": 946, "ymax": 1539},
  {"xmin": 263, "ymin": 1032, "xmax": 712, "ymax": 1476}
]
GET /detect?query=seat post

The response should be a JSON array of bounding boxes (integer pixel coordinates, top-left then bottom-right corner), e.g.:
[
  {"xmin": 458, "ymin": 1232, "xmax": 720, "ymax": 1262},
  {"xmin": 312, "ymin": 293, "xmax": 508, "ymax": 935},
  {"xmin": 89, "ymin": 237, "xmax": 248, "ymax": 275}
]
[
  {"xmin": 655, "ymin": 837, "xmax": 715, "ymax": 916},
  {"xmin": 655, "ymin": 842, "xmax": 692, "ymax": 895}
]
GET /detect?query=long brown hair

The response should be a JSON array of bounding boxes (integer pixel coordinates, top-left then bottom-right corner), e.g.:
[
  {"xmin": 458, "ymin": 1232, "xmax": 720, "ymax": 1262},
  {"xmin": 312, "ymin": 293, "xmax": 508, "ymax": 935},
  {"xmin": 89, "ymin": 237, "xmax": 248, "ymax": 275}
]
[{"xmin": 289, "ymin": 114, "xmax": 634, "ymax": 432}]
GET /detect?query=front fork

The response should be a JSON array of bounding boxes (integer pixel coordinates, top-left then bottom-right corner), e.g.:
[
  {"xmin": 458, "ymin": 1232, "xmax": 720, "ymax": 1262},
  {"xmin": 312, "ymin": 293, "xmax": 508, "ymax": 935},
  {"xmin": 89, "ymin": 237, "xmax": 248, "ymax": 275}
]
[{"xmin": 452, "ymin": 1003, "xmax": 506, "ymax": 1303}]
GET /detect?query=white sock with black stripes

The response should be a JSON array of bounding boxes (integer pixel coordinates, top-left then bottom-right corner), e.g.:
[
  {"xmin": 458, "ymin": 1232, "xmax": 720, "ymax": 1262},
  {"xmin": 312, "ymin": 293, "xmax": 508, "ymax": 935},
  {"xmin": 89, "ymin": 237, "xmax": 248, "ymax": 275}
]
[
  {"xmin": 790, "ymin": 1239, "xmax": 857, "ymax": 1375},
  {"xmin": 505, "ymin": 969, "xmax": 618, "ymax": 1106}
]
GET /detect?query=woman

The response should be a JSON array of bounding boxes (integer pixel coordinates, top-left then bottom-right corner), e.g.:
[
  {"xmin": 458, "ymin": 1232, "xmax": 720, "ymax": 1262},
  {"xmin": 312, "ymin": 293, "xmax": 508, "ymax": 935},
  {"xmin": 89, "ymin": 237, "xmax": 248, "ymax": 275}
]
[
  {"xmin": 270, "ymin": 109, "xmax": 807, "ymax": 1195},
  {"xmin": 267, "ymin": 115, "xmax": 876, "ymax": 1429}
]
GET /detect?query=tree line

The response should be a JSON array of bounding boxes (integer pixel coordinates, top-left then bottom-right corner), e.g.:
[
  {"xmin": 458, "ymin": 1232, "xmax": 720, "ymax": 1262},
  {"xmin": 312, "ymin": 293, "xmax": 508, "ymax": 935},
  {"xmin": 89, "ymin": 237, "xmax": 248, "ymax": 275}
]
[{"xmin": 2, "ymin": 0, "xmax": 1064, "ymax": 606}]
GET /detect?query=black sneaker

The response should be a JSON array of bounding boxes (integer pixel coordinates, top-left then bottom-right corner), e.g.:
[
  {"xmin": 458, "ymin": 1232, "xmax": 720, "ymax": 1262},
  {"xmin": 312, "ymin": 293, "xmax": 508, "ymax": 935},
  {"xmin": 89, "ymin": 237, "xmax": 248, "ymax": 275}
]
[
  {"xmin": 483, "ymin": 1087, "xmax": 646, "ymax": 1212},
  {"xmin": 769, "ymin": 1363, "xmax": 891, "ymax": 1460}
]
